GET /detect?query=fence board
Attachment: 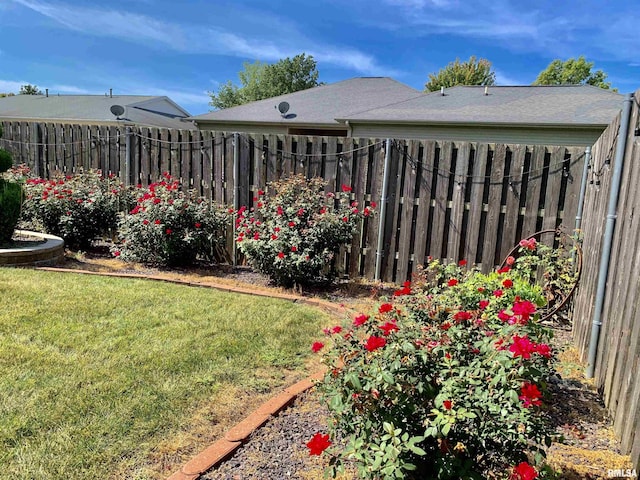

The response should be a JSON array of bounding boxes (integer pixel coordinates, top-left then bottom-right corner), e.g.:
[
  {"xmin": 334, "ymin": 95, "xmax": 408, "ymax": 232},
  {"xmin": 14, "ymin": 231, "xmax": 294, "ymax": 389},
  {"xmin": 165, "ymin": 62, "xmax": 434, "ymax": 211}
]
[
  {"xmin": 413, "ymin": 141, "xmax": 435, "ymax": 267},
  {"xmin": 213, "ymin": 132, "xmax": 225, "ymax": 203},
  {"xmin": 541, "ymin": 146, "xmax": 565, "ymax": 243},
  {"xmin": 500, "ymin": 144, "xmax": 526, "ymax": 260},
  {"xmin": 363, "ymin": 140, "xmax": 385, "ymax": 279},
  {"xmin": 447, "ymin": 143, "xmax": 469, "ymax": 262},
  {"xmin": 481, "ymin": 144, "xmax": 505, "ymax": 269},
  {"xmin": 396, "ymin": 140, "xmax": 419, "ymax": 282},
  {"xmin": 465, "ymin": 144, "xmax": 488, "ymax": 264},
  {"xmin": 429, "ymin": 142, "xmax": 451, "ymax": 260}
]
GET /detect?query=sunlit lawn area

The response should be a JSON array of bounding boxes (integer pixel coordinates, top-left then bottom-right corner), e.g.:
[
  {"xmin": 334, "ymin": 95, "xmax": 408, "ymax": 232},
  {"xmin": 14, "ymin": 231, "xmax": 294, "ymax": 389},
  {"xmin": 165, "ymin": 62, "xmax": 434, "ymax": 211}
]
[{"xmin": 0, "ymin": 268, "xmax": 330, "ymax": 479}]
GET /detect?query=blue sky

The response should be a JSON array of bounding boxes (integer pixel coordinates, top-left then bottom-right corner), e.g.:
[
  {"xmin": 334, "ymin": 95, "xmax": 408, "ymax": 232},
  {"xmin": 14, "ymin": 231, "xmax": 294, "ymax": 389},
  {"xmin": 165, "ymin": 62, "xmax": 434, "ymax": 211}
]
[{"xmin": 0, "ymin": 0, "xmax": 638, "ymax": 115}]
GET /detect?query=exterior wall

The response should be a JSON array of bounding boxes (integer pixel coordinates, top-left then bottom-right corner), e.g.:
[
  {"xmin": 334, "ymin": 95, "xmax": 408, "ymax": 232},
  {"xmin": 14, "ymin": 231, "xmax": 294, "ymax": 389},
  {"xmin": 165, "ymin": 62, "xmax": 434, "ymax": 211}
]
[
  {"xmin": 195, "ymin": 122, "xmax": 288, "ymax": 135},
  {"xmin": 350, "ymin": 123, "xmax": 604, "ymax": 146}
]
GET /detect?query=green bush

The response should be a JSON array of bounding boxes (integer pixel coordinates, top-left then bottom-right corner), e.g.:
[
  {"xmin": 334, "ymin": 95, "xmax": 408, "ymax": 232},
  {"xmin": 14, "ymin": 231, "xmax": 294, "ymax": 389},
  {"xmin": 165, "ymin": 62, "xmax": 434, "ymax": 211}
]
[
  {"xmin": 0, "ymin": 148, "xmax": 22, "ymax": 244},
  {"xmin": 21, "ymin": 170, "xmax": 132, "ymax": 249},
  {"xmin": 313, "ymin": 252, "xmax": 557, "ymax": 480},
  {"xmin": 113, "ymin": 173, "xmax": 230, "ymax": 266},
  {"xmin": 236, "ymin": 174, "xmax": 375, "ymax": 287}
]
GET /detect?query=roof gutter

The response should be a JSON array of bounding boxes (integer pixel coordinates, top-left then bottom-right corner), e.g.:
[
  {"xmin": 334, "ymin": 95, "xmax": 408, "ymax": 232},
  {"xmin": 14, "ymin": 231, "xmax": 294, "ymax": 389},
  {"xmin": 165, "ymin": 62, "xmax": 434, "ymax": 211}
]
[{"xmin": 586, "ymin": 92, "xmax": 634, "ymax": 378}]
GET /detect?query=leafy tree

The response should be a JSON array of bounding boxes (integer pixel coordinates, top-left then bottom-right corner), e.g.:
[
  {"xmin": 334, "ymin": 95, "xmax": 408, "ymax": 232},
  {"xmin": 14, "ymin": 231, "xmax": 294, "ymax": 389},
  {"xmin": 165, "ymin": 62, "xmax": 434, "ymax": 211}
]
[
  {"xmin": 19, "ymin": 84, "xmax": 43, "ymax": 95},
  {"xmin": 424, "ymin": 56, "xmax": 496, "ymax": 92},
  {"xmin": 209, "ymin": 53, "xmax": 321, "ymax": 110},
  {"xmin": 0, "ymin": 93, "xmax": 16, "ymax": 98},
  {"xmin": 533, "ymin": 56, "xmax": 613, "ymax": 90}
]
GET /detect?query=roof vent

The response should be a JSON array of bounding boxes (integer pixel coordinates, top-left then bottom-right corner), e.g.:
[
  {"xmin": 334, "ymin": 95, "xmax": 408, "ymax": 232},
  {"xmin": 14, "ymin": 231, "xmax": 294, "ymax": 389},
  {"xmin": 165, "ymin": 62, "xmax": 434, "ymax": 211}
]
[
  {"xmin": 484, "ymin": 86, "xmax": 489, "ymax": 96},
  {"xmin": 440, "ymin": 86, "xmax": 445, "ymax": 96}
]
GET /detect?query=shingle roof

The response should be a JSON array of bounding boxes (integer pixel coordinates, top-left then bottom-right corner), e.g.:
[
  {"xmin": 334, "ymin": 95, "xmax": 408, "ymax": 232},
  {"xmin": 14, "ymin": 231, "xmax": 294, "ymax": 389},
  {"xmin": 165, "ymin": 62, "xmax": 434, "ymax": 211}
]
[
  {"xmin": 189, "ymin": 77, "xmax": 422, "ymax": 126},
  {"xmin": 339, "ymin": 85, "xmax": 623, "ymax": 126},
  {"xmin": 0, "ymin": 94, "xmax": 194, "ymax": 129}
]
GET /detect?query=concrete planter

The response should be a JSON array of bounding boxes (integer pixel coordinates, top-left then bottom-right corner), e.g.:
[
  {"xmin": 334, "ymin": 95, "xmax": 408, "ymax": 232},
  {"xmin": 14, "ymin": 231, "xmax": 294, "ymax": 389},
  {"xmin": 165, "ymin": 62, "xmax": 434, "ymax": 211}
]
[{"xmin": 0, "ymin": 230, "xmax": 65, "ymax": 267}]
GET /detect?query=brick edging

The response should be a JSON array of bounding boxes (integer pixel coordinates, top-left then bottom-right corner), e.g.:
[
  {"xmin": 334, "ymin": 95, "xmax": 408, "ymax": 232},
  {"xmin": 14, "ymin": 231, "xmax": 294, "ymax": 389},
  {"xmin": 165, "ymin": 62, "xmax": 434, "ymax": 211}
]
[{"xmin": 166, "ymin": 370, "xmax": 326, "ymax": 480}]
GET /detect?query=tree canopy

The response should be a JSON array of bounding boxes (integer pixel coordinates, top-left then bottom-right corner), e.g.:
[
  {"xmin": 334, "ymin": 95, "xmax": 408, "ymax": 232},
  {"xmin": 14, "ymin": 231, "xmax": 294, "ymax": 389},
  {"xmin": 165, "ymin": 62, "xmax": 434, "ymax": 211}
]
[
  {"xmin": 424, "ymin": 56, "xmax": 496, "ymax": 92},
  {"xmin": 19, "ymin": 84, "xmax": 43, "ymax": 95},
  {"xmin": 209, "ymin": 53, "xmax": 321, "ymax": 110},
  {"xmin": 533, "ymin": 56, "xmax": 613, "ymax": 90}
]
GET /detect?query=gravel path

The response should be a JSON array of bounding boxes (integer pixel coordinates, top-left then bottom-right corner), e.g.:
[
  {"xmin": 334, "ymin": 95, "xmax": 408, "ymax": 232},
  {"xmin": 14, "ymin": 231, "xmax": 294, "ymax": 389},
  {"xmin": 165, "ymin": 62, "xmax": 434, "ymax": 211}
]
[{"xmin": 201, "ymin": 391, "xmax": 332, "ymax": 480}]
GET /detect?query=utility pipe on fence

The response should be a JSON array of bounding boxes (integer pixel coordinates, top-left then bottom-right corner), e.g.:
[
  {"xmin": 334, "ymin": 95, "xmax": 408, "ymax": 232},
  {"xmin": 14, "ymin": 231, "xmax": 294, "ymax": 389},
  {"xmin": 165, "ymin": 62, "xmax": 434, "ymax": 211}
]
[
  {"xmin": 375, "ymin": 138, "xmax": 393, "ymax": 281},
  {"xmin": 232, "ymin": 132, "xmax": 239, "ymax": 267},
  {"xmin": 575, "ymin": 145, "xmax": 592, "ymax": 233},
  {"xmin": 586, "ymin": 93, "xmax": 634, "ymax": 379}
]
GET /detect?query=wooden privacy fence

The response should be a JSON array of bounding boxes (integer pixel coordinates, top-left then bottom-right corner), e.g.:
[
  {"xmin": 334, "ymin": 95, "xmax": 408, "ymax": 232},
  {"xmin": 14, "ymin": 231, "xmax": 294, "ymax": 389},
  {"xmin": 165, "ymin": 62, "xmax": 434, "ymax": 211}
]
[
  {"xmin": 572, "ymin": 90, "xmax": 640, "ymax": 467},
  {"xmin": 1, "ymin": 121, "xmax": 585, "ymax": 281}
]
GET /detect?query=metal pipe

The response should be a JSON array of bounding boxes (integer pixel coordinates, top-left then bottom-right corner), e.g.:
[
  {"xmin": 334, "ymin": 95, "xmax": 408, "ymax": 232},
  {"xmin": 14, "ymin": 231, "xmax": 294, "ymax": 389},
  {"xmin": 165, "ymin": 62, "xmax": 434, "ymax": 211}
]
[
  {"xmin": 574, "ymin": 145, "xmax": 592, "ymax": 233},
  {"xmin": 586, "ymin": 93, "xmax": 634, "ymax": 378},
  {"xmin": 232, "ymin": 132, "xmax": 239, "ymax": 267},
  {"xmin": 375, "ymin": 138, "xmax": 392, "ymax": 281}
]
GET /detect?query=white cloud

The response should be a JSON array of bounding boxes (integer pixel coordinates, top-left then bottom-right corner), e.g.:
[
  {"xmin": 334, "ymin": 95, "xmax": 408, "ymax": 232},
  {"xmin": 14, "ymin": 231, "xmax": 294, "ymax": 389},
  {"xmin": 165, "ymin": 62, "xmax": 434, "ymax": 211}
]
[
  {"xmin": 10, "ymin": 0, "xmax": 397, "ymax": 76},
  {"xmin": 49, "ymin": 84, "xmax": 91, "ymax": 94},
  {"xmin": 0, "ymin": 79, "xmax": 31, "ymax": 92},
  {"xmin": 494, "ymin": 69, "xmax": 526, "ymax": 86}
]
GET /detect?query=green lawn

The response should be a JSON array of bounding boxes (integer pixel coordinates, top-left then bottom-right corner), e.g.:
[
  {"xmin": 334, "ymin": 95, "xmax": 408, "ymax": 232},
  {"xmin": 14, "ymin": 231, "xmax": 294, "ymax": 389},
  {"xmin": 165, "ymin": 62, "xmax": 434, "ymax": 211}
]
[{"xmin": 0, "ymin": 268, "xmax": 329, "ymax": 479}]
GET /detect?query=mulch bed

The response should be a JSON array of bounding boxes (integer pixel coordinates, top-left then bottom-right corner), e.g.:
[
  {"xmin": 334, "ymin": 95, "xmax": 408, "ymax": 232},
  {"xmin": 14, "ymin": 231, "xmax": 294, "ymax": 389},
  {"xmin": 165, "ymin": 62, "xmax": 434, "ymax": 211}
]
[{"xmin": 23, "ymin": 245, "xmax": 635, "ymax": 479}]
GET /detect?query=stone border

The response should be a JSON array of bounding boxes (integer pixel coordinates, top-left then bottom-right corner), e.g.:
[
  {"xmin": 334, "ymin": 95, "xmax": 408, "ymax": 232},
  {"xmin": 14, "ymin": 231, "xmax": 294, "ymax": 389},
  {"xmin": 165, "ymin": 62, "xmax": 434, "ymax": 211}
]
[
  {"xmin": 31, "ymin": 266, "xmax": 349, "ymax": 480},
  {"xmin": 0, "ymin": 230, "xmax": 64, "ymax": 267}
]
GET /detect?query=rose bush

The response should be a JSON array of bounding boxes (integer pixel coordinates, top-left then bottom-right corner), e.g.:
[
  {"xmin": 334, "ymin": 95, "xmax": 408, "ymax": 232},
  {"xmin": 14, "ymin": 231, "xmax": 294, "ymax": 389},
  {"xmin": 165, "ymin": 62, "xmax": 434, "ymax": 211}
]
[
  {"xmin": 236, "ymin": 174, "xmax": 374, "ymax": 287},
  {"xmin": 113, "ymin": 173, "xmax": 230, "ymax": 266},
  {"xmin": 312, "ymin": 252, "xmax": 558, "ymax": 480},
  {"xmin": 20, "ymin": 170, "xmax": 131, "ymax": 249},
  {"xmin": 0, "ymin": 151, "xmax": 23, "ymax": 244}
]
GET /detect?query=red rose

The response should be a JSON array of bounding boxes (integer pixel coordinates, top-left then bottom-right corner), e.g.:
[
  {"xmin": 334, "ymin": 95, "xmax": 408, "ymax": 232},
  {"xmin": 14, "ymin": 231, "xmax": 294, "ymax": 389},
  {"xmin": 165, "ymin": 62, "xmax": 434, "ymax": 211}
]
[
  {"xmin": 443, "ymin": 400, "xmax": 453, "ymax": 410},
  {"xmin": 510, "ymin": 462, "xmax": 538, "ymax": 480},
  {"xmin": 353, "ymin": 314, "xmax": 369, "ymax": 327},
  {"xmin": 379, "ymin": 303, "xmax": 393, "ymax": 314},
  {"xmin": 502, "ymin": 279, "xmax": 513, "ymax": 288},
  {"xmin": 365, "ymin": 335, "xmax": 386, "ymax": 352},
  {"xmin": 291, "ymin": 246, "xmax": 297, "ymax": 252},
  {"xmin": 306, "ymin": 433, "xmax": 332, "ymax": 456},
  {"xmin": 277, "ymin": 252, "xmax": 285, "ymax": 259},
  {"xmin": 341, "ymin": 184, "xmax": 352, "ymax": 192},
  {"xmin": 479, "ymin": 300, "xmax": 490, "ymax": 310},
  {"xmin": 379, "ymin": 321, "xmax": 399, "ymax": 336},
  {"xmin": 447, "ymin": 278, "xmax": 458, "ymax": 287},
  {"xmin": 458, "ymin": 259, "xmax": 467, "ymax": 266},
  {"xmin": 311, "ymin": 341, "xmax": 324, "ymax": 353}
]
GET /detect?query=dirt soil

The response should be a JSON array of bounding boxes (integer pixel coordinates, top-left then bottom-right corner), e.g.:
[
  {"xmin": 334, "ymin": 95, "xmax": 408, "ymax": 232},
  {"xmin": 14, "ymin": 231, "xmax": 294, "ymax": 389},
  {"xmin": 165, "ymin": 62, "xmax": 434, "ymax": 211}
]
[{"xmin": 38, "ymin": 248, "xmax": 635, "ymax": 479}]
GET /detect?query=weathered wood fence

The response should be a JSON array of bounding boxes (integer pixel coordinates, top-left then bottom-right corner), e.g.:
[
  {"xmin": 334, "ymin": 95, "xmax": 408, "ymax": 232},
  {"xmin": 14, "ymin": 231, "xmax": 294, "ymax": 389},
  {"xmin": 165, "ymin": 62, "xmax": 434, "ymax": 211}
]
[
  {"xmin": 1, "ymin": 121, "xmax": 585, "ymax": 281},
  {"xmin": 572, "ymin": 89, "xmax": 640, "ymax": 467}
]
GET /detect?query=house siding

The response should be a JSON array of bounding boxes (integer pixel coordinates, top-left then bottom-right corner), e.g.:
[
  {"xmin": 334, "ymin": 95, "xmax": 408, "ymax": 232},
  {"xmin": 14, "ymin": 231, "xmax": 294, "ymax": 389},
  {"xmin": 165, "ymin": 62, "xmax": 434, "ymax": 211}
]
[{"xmin": 349, "ymin": 124, "xmax": 604, "ymax": 146}]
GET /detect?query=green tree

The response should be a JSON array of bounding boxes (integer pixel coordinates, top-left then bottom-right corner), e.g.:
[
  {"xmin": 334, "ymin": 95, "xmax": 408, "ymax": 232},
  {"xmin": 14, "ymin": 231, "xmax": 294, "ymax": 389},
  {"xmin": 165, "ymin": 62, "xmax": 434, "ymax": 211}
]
[
  {"xmin": 0, "ymin": 93, "xmax": 16, "ymax": 98},
  {"xmin": 424, "ymin": 56, "xmax": 496, "ymax": 92},
  {"xmin": 209, "ymin": 53, "xmax": 321, "ymax": 110},
  {"xmin": 19, "ymin": 84, "xmax": 43, "ymax": 95},
  {"xmin": 533, "ymin": 56, "xmax": 613, "ymax": 90}
]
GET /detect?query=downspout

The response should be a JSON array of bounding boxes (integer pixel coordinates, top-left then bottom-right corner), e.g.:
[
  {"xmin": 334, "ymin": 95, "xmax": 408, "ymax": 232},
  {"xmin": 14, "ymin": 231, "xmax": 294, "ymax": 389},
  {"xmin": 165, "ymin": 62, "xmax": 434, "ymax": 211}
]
[
  {"xmin": 232, "ymin": 132, "xmax": 239, "ymax": 267},
  {"xmin": 586, "ymin": 93, "xmax": 634, "ymax": 378},
  {"xmin": 375, "ymin": 138, "xmax": 392, "ymax": 281}
]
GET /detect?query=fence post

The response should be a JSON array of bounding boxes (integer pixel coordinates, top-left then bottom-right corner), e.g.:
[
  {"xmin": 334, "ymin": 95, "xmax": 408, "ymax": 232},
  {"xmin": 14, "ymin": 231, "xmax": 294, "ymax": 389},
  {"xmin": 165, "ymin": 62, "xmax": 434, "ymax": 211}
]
[
  {"xmin": 124, "ymin": 126, "xmax": 131, "ymax": 187},
  {"xmin": 232, "ymin": 132, "xmax": 239, "ymax": 267},
  {"xmin": 375, "ymin": 138, "xmax": 393, "ymax": 281}
]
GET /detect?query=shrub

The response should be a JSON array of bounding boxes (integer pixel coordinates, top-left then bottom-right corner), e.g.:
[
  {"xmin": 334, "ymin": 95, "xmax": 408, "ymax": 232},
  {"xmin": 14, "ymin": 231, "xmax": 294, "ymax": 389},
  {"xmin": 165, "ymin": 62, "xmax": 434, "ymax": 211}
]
[
  {"xmin": 21, "ymin": 170, "xmax": 131, "ymax": 249},
  {"xmin": 314, "ymin": 253, "xmax": 557, "ymax": 480},
  {"xmin": 113, "ymin": 173, "xmax": 230, "ymax": 266},
  {"xmin": 0, "ymin": 149, "xmax": 23, "ymax": 244},
  {"xmin": 236, "ymin": 174, "xmax": 375, "ymax": 287}
]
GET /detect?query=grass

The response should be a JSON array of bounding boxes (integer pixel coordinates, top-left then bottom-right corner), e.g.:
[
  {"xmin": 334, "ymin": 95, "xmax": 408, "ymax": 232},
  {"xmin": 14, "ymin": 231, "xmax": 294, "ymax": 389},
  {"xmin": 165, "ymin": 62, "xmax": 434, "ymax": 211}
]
[{"xmin": 0, "ymin": 268, "xmax": 331, "ymax": 479}]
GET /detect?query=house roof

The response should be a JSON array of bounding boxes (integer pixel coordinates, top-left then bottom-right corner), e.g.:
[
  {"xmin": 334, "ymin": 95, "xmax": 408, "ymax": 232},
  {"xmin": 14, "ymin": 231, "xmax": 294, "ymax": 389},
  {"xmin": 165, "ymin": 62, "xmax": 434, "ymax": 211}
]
[
  {"xmin": 189, "ymin": 77, "xmax": 422, "ymax": 127},
  {"xmin": 0, "ymin": 94, "xmax": 195, "ymax": 129},
  {"xmin": 338, "ymin": 85, "xmax": 623, "ymax": 127}
]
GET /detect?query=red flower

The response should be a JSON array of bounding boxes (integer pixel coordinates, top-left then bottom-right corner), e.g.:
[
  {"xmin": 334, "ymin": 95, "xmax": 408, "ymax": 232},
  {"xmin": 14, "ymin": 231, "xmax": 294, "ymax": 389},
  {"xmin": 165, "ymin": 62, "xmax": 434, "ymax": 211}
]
[
  {"xmin": 519, "ymin": 238, "xmax": 537, "ymax": 251},
  {"xmin": 319, "ymin": 207, "xmax": 327, "ymax": 214},
  {"xmin": 370, "ymin": 201, "xmax": 377, "ymax": 208},
  {"xmin": 353, "ymin": 314, "xmax": 369, "ymax": 327},
  {"xmin": 278, "ymin": 252, "xmax": 285, "ymax": 259},
  {"xmin": 509, "ymin": 334, "xmax": 536, "ymax": 359},
  {"xmin": 143, "ymin": 219, "xmax": 149, "ymax": 225},
  {"xmin": 154, "ymin": 219, "xmax": 161, "ymax": 225},
  {"xmin": 291, "ymin": 246, "xmax": 297, "ymax": 252},
  {"xmin": 497, "ymin": 266, "xmax": 511, "ymax": 274},
  {"xmin": 534, "ymin": 343, "xmax": 552, "ymax": 358},
  {"xmin": 379, "ymin": 303, "xmax": 393, "ymax": 314},
  {"xmin": 453, "ymin": 311, "xmax": 472, "ymax": 322},
  {"xmin": 365, "ymin": 335, "xmax": 387, "ymax": 351},
  {"xmin": 443, "ymin": 400, "xmax": 453, "ymax": 410},
  {"xmin": 502, "ymin": 279, "xmax": 513, "ymax": 288},
  {"xmin": 311, "ymin": 341, "xmax": 324, "ymax": 353},
  {"xmin": 288, "ymin": 221, "xmax": 296, "ymax": 227},
  {"xmin": 277, "ymin": 206, "xmax": 284, "ymax": 216},
  {"xmin": 297, "ymin": 208, "xmax": 305, "ymax": 216},
  {"xmin": 477, "ymin": 286, "xmax": 485, "ymax": 293},
  {"xmin": 506, "ymin": 255, "xmax": 516, "ymax": 266},
  {"xmin": 306, "ymin": 433, "xmax": 332, "ymax": 456},
  {"xmin": 165, "ymin": 228, "xmax": 172, "ymax": 235},
  {"xmin": 440, "ymin": 321, "xmax": 452, "ymax": 331},
  {"xmin": 257, "ymin": 202, "xmax": 263, "ymax": 208},
  {"xmin": 258, "ymin": 189, "xmax": 264, "ymax": 195},
  {"xmin": 493, "ymin": 289, "xmax": 503, "ymax": 297},
  {"xmin": 512, "ymin": 300, "xmax": 536, "ymax": 322},
  {"xmin": 458, "ymin": 259, "xmax": 467, "ymax": 266},
  {"xmin": 519, "ymin": 382, "xmax": 542, "ymax": 408},
  {"xmin": 510, "ymin": 462, "xmax": 538, "ymax": 480},
  {"xmin": 194, "ymin": 222, "xmax": 202, "ymax": 228},
  {"xmin": 271, "ymin": 234, "xmax": 278, "ymax": 240},
  {"xmin": 342, "ymin": 216, "xmax": 349, "ymax": 222},
  {"xmin": 380, "ymin": 321, "xmax": 399, "ymax": 336},
  {"xmin": 341, "ymin": 184, "xmax": 352, "ymax": 192},
  {"xmin": 253, "ymin": 232, "xmax": 260, "ymax": 240},
  {"xmin": 479, "ymin": 299, "xmax": 490, "ymax": 310},
  {"xmin": 447, "ymin": 278, "xmax": 458, "ymax": 287},
  {"xmin": 331, "ymin": 325, "xmax": 342, "ymax": 334},
  {"xmin": 498, "ymin": 309, "xmax": 512, "ymax": 322},
  {"xmin": 393, "ymin": 286, "xmax": 411, "ymax": 296},
  {"xmin": 113, "ymin": 251, "xmax": 121, "ymax": 257}
]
